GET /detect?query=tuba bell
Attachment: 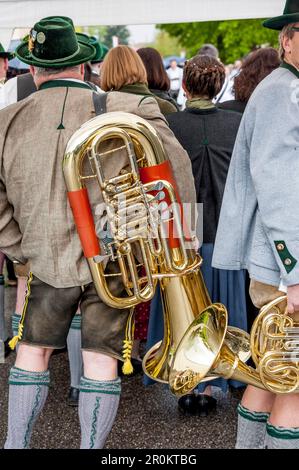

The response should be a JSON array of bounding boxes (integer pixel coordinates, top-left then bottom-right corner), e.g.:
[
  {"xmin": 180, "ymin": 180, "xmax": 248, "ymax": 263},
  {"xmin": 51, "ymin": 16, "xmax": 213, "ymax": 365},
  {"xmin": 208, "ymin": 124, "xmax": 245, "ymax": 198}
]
[
  {"xmin": 169, "ymin": 294, "xmax": 299, "ymax": 396},
  {"xmin": 63, "ymin": 111, "xmax": 249, "ymax": 381}
]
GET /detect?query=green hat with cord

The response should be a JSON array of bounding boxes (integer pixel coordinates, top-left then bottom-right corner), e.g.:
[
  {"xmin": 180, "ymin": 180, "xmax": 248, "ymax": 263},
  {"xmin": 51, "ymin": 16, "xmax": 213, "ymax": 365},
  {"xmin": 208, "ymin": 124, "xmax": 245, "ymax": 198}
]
[
  {"xmin": 15, "ymin": 17, "xmax": 96, "ymax": 68},
  {"xmin": 264, "ymin": 0, "xmax": 299, "ymax": 30}
]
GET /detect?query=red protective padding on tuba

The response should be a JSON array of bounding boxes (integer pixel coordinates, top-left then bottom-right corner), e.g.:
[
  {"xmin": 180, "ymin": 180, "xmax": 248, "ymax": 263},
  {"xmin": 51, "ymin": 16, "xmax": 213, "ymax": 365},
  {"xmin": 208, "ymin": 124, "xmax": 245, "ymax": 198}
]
[
  {"xmin": 139, "ymin": 161, "xmax": 184, "ymax": 249},
  {"xmin": 67, "ymin": 188, "xmax": 100, "ymax": 258}
]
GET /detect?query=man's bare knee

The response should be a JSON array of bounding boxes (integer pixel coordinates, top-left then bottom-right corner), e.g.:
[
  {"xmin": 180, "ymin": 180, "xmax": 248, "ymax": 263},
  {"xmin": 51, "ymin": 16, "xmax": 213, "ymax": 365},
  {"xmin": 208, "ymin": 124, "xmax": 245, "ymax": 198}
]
[
  {"xmin": 241, "ymin": 385, "xmax": 275, "ymax": 413},
  {"xmin": 16, "ymin": 344, "xmax": 53, "ymax": 372},
  {"xmin": 82, "ymin": 351, "xmax": 118, "ymax": 381}
]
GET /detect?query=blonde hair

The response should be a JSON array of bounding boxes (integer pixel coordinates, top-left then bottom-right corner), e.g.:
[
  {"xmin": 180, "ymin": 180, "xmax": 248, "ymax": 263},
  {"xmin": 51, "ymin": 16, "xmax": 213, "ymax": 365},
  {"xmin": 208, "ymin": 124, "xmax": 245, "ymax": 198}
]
[
  {"xmin": 279, "ymin": 24, "xmax": 295, "ymax": 60},
  {"xmin": 100, "ymin": 45, "xmax": 147, "ymax": 91}
]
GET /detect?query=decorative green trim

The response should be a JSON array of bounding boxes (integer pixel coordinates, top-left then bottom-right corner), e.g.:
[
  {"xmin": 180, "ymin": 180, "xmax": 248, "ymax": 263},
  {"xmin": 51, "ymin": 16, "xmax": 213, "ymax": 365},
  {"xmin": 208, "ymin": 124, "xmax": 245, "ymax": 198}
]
[
  {"xmin": 274, "ymin": 240, "xmax": 297, "ymax": 274},
  {"xmin": 70, "ymin": 315, "xmax": 82, "ymax": 330},
  {"xmin": 9, "ymin": 381, "xmax": 50, "ymax": 386},
  {"xmin": 12, "ymin": 314, "xmax": 20, "ymax": 333},
  {"xmin": 23, "ymin": 385, "xmax": 41, "ymax": 448},
  {"xmin": 237, "ymin": 404, "xmax": 269, "ymax": 423},
  {"xmin": 80, "ymin": 389, "xmax": 120, "ymax": 395},
  {"xmin": 267, "ymin": 423, "xmax": 299, "ymax": 440},
  {"xmin": 39, "ymin": 79, "xmax": 93, "ymax": 91},
  {"xmin": 280, "ymin": 62, "xmax": 299, "ymax": 79},
  {"xmin": 9, "ymin": 366, "xmax": 50, "ymax": 386},
  {"xmin": 57, "ymin": 87, "xmax": 68, "ymax": 130},
  {"xmin": 89, "ymin": 397, "xmax": 101, "ymax": 449},
  {"xmin": 79, "ymin": 376, "xmax": 121, "ymax": 395}
]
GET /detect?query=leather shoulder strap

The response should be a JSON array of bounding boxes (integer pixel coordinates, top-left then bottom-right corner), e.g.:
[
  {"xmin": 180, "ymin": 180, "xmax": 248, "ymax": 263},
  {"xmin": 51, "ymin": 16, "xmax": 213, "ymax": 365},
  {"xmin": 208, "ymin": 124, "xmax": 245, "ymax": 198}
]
[{"xmin": 93, "ymin": 92, "xmax": 107, "ymax": 116}]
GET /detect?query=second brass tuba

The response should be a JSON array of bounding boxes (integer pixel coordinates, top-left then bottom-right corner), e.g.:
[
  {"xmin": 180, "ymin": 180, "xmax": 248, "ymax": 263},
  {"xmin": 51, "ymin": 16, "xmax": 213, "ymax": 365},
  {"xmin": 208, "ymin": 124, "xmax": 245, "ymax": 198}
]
[
  {"xmin": 250, "ymin": 295, "xmax": 299, "ymax": 394},
  {"xmin": 169, "ymin": 293, "xmax": 299, "ymax": 396}
]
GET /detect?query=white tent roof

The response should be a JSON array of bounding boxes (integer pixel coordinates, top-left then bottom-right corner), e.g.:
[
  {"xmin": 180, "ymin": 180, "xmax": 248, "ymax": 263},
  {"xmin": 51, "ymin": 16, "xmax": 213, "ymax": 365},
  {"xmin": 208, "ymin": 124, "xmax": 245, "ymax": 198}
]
[{"xmin": 0, "ymin": 0, "xmax": 286, "ymax": 46}]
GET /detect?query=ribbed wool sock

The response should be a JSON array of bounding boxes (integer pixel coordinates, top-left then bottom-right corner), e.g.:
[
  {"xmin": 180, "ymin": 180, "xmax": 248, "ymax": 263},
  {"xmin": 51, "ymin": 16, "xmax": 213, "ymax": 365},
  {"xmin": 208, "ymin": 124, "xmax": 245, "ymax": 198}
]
[
  {"xmin": 235, "ymin": 404, "xmax": 270, "ymax": 449},
  {"xmin": 67, "ymin": 315, "xmax": 83, "ymax": 390},
  {"xmin": 265, "ymin": 423, "xmax": 299, "ymax": 449},
  {"xmin": 79, "ymin": 376, "xmax": 121, "ymax": 449},
  {"xmin": 12, "ymin": 313, "xmax": 21, "ymax": 338},
  {"xmin": 4, "ymin": 366, "xmax": 50, "ymax": 449}
]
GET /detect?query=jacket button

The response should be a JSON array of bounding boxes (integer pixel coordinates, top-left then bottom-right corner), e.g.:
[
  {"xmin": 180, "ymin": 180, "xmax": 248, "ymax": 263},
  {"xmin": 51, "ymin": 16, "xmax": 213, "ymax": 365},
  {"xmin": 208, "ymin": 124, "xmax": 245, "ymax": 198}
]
[
  {"xmin": 284, "ymin": 258, "xmax": 292, "ymax": 266},
  {"xmin": 277, "ymin": 243, "xmax": 285, "ymax": 251}
]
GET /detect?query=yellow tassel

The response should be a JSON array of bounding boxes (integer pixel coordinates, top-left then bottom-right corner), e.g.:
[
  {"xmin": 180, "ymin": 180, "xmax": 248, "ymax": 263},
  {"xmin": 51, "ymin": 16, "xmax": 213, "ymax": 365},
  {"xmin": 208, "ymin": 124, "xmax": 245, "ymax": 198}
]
[
  {"xmin": 121, "ymin": 308, "xmax": 135, "ymax": 376},
  {"xmin": 9, "ymin": 335, "xmax": 19, "ymax": 351},
  {"xmin": 122, "ymin": 358, "xmax": 134, "ymax": 375},
  {"xmin": 9, "ymin": 322, "xmax": 24, "ymax": 350},
  {"xmin": 8, "ymin": 272, "xmax": 32, "ymax": 351}
]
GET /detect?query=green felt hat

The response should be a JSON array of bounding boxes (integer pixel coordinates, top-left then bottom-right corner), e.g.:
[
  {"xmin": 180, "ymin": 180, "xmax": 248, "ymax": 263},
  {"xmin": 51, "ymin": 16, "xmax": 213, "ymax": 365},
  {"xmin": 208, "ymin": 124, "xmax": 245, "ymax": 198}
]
[
  {"xmin": 264, "ymin": 0, "xmax": 299, "ymax": 30},
  {"xmin": 89, "ymin": 36, "xmax": 103, "ymax": 63},
  {"xmin": 76, "ymin": 32, "xmax": 92, "ymax": 45},
  {"xmin": 15, "ymin": 17, "xmax": 96, "ymax": 68},
  {"xmin": 100, "ymin": 44, "xmax": 109, "ymax": 61},
  {"xmin": 0, "ymin": 42, "xmax": 14, "ymax": 61},
  {"xmin": 42, "ymin": 16, "xmax": 92, "ymax": 46}
]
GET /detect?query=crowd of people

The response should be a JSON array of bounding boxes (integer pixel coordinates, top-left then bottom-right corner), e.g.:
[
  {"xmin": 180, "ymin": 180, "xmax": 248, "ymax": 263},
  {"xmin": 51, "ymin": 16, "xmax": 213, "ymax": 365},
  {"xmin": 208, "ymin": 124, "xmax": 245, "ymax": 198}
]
[{"xmin": 0, "ymin": 0, "xmax": 299, "ymax": 450}]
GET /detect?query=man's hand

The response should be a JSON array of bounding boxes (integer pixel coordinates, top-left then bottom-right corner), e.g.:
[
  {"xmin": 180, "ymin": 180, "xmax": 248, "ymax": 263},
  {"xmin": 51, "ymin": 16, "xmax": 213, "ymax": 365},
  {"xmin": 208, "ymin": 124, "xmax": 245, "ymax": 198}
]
[{"xmin": 287, "ymin": 284, "xmax": 299, "ymax": 314}]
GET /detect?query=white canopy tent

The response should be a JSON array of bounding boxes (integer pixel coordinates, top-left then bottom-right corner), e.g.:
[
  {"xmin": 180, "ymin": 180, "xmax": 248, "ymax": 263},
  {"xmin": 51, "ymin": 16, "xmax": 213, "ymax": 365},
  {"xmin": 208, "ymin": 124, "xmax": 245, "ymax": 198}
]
[{"xmin": 0, "ymin": 0, "xmax": 286, "ymax": 46}]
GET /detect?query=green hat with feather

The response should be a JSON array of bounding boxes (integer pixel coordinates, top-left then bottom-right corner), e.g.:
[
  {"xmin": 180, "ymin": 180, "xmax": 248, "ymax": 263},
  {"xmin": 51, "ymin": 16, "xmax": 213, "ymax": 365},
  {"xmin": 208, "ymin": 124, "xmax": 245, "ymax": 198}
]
[{"xmin": 15, "ymin": 17, "xmax": 96, "ymax": 68}]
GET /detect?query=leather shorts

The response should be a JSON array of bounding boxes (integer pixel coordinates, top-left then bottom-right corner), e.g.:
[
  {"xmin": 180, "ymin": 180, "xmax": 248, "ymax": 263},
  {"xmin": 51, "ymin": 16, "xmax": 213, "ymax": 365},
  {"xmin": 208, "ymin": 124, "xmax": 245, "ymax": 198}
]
[{"xmin": 20, "ymin": 265, "xmax": 132, "ymax": 361}]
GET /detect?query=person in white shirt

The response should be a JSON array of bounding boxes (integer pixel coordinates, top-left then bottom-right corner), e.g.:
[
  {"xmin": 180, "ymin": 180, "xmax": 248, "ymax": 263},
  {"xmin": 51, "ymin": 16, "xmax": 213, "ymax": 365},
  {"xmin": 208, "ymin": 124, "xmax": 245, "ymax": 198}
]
[{"xmin": 166, "ymin": 59, "xmax": 183, "ymax": 101}]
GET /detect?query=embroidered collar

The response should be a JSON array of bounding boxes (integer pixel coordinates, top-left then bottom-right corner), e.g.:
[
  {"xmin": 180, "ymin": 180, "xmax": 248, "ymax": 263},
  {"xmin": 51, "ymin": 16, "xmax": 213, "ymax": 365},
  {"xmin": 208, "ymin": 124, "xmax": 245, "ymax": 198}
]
[{"xmin": 39, "ymin": 79, "xmax": 93, "ymax": 91}]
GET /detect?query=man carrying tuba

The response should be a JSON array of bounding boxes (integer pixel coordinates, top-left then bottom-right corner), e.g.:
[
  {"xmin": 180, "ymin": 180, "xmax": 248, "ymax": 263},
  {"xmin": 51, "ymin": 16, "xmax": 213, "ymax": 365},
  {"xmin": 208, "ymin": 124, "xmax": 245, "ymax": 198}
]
[
  {"xmin": 213, "ymin": 0, "xmax": 299, "ymax": 450},
  {"xmin": 0, "ymin": 17, "xmax": 196, "ymax": 449}
]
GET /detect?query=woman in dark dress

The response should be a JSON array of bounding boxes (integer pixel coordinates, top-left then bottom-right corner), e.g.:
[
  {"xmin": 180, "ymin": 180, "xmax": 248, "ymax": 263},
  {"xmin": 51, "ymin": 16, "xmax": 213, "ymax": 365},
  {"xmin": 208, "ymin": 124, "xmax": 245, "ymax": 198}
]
[{"xmin": 146, "ymin": 54, "xmax": 247, "ymax": 415}]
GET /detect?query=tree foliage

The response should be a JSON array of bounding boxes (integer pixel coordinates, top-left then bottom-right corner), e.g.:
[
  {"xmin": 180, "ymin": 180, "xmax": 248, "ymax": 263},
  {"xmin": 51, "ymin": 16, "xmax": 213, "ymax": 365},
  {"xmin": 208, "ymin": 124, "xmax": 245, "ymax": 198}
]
[
  {"xmin": 103, "ymin": 25, "xmax": 130, "ymax": 48},
  {"xmin": 150, "ymin": 30, "xmax": 182, "ymax": 57},
  {"xmin": 158, "ymin": 19, "xmax": 279, "ymax": 63}
]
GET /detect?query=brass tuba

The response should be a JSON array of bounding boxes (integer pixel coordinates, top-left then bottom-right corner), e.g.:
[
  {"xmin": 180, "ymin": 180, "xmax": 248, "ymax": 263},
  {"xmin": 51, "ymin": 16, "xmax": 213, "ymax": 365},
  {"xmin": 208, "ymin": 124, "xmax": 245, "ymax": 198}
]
[
  {"xmin": 63, "ymin": 112, "xmax": 202, "ymax": 308},
  {"xmin": 63, "ymin": 111, "xmax": 249, "ymax": 381}
]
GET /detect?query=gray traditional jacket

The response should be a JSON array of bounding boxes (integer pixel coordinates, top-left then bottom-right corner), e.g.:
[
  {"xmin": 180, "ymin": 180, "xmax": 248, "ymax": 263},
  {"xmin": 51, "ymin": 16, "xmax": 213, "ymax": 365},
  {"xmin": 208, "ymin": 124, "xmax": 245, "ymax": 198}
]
[
  {"xmin": 212, "ymin": 63, "xmax": 299, "ymax": 287},
  {"xmin": 0, "ymin": 79, "xmax": 196, "ymax": 288}
]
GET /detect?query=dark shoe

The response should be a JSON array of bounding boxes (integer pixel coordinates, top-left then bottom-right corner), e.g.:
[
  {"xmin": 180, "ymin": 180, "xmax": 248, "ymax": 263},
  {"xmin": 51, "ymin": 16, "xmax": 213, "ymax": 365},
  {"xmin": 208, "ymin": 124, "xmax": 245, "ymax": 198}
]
[
  {"xmin": 4, "ymin": 338, "xmax": 12, "ymax": 358},
  {"xmin": 196, "ymin": 394, "xmax": 217, "ymax": 416},
  {"xmin": 178, "ymin": 394, "xmax": 198, "ymax": 416},
  {"xmin": 68, "ymin": 387, "xmax": 80, "ymax": 407}
]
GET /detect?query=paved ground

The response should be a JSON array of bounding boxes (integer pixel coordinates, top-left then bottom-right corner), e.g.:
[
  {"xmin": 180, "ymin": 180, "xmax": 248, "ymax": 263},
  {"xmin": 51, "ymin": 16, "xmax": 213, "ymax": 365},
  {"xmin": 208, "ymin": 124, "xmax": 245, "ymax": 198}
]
[{"xmin": 0, "ymin": 286, "xmax": 243, "ymax": 449}]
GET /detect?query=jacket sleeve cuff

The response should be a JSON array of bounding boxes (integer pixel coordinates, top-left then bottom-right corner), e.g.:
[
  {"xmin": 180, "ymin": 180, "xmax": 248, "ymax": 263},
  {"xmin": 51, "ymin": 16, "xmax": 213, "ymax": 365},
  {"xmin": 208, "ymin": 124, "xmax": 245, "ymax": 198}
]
[{"xmin": 272, "ymin": 240, "xmax": 299, "ymax": 286}]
